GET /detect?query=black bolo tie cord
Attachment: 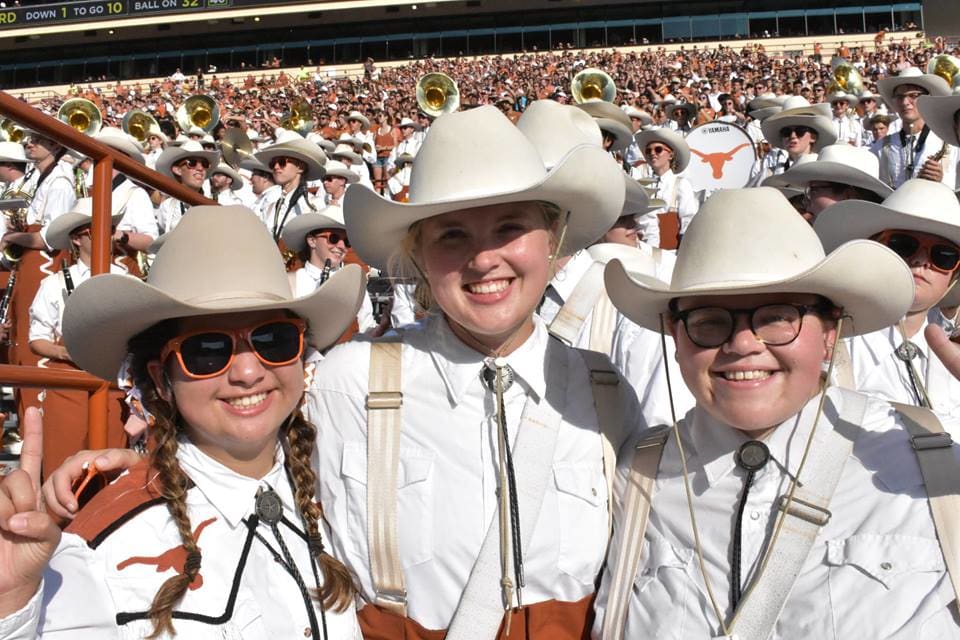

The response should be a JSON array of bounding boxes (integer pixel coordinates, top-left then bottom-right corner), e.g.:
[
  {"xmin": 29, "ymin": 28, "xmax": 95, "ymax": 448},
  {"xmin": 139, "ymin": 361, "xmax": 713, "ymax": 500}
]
[
  {"xmin": 252, "ymin": 485, "xmax": 328, "ymax": 639},
  {"xmin": 730, "ymin": 440, "xmax": 771, "ymax": 614}
]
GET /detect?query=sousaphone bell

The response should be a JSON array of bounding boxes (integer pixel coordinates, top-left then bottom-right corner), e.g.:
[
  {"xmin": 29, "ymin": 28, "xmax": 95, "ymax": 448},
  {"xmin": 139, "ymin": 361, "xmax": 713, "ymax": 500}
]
[
  {"xmin": 57, "ymin": 98, "xmax": 102, "ymax": 135},
  {"xmin": 928, "ymin": 55, "xmax": 960, "ymax": 91},
  {"xmin": 571, "ymin": 68, "xmax": 617, "ymax": 104},
  {"xmin": 416, "ymin": 73, "xmax": 460, "ymax": 118},
  {"xmin": 176, "ymin": 94, "xmax": 220, "ymax": 133},
  {"xmin": 122, "ymin": 109, "xmax": 160, "ymax": 144},
  {"xmin": 279, "ymin": 99, "xmax": 314, "ymax": 138},
  {"xmin": 827, "ymin": 56, "xmax": 865, "ymax": 97},
  {"xmin": 0, "ymin": 119, "xmax": 23, "ymax": 144}
]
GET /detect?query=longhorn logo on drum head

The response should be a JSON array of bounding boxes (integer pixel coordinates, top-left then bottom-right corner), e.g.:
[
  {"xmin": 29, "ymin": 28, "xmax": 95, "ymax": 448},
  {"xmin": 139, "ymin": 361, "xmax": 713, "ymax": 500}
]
[{"xmin": 691, "ymin": 143, "xmax": 753, "ymax": 179}]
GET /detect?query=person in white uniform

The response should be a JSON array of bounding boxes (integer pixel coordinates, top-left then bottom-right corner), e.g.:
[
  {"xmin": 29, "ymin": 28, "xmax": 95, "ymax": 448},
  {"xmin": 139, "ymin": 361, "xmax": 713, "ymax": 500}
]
[
  {"xmin": 154, "ymin": 141, "xmax": 219, "ymax": 235},
  {"xmin": 254, "ymin": 131, "xmax": 326, "ymax": 243},
  {"xmin": 633, "ymin": 127, "xmax": 698, "ymax": 248},
  {"xmin": 595, "ymin": 187, "xmax": 960, "ymax": 640},
  {"xmin": 815, "ymin": 179, "xmax": 960, "ymax": 417},
  {"xmin": 0, "ymin": 206, "xmax": 365, "ymax": 639}
]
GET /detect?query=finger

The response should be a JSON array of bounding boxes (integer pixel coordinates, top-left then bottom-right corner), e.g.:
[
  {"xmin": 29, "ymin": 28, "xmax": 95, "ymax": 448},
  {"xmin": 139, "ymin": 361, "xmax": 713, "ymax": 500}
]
[
  {"xmin": 926, "ymin": 324, "xmax": 960, "ymax": 381},
  {"xmin": 0, "ymin": 469, "xmax": 38, "ymax": 514},
  {"xmin": 6, "ymin": 510, "xmax": 62, "ymax": 547},
  {"xmin": 19, "ymin": 408, "xmax": 43, "ymax": 493}
]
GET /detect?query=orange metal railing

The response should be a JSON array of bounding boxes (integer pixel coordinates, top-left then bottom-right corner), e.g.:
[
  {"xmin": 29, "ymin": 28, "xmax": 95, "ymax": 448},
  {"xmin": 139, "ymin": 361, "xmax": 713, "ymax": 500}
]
[{"xmin": 0, "ymin": 91, "xmax": 215, "ymax": 449}]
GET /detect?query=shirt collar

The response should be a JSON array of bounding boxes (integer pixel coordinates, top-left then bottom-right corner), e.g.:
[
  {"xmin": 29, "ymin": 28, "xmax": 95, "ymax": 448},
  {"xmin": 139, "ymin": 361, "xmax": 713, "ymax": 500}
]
[
  {"xmin": 177, "ymin": 438, "xmax": 294, "ymax": 529},
  {"xmin": 548, "ymin": 250, "xmax": 593, "ymax": 302},
  {"xmin": 424, "ymin": 314, "xmax": 549, "ymax": 407},
  {"xmin": 856, "ymin": 311, "xmax": 932, "ymax": 365}
]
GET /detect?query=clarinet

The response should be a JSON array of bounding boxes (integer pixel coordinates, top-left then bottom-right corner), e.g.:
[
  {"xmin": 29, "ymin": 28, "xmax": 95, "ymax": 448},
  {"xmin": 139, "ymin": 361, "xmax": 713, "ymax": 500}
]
[
  {"xmin": 0, "ymin": 268, "xmax": 16, "ymax": 342},
  {"xmin": 319, "ymin": 259, "xmax": 332, "ymax": 285}
]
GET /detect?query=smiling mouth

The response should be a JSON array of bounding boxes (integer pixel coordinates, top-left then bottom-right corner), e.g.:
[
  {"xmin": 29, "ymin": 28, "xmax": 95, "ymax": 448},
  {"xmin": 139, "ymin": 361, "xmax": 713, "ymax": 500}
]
[
  {"xmin": 719, "ymin": 370, "xmax": 773, "ymax": 381},
  {"xmin": 465, "ymin": 279, "xmax": 511, "ymax": 295},
  {"xmin": 225, "ymin": 391, "xmax": 269, "ymax": 409}
]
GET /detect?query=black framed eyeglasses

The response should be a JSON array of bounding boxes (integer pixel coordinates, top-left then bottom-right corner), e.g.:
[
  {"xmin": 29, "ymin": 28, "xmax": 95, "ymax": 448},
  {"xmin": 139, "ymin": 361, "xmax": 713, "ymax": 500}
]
[{"xmin": 672, "ymin": 303, "xmax": 834, "ymax": 349}]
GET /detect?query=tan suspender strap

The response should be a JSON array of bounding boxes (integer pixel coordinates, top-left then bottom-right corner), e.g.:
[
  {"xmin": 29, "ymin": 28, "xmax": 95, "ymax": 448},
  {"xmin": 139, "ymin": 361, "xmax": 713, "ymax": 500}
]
[
  {"xmin": 549, "ymin": 261, "xmax": 606, "ymax": 347},
  {"xmin": 588, "ymin": 290, "xmax": 618, "ymax": 356},
  {"xmin": 575, "ymin": 348, "xmax": 625, "ymax": 533},
  {"xmin": 366, "ymin": 341, "xmax": 407, "ymax": 616},
  {"xmin": 833, "ymin": 340, "xmax": 855, "ymax": 390},
  {"xmin": 600, "ymin": 425, "xmax": 671, "ymax": 640},
  {"xmin": 892, "ymin": 402, "xmax": 960, "ymax": 608}
]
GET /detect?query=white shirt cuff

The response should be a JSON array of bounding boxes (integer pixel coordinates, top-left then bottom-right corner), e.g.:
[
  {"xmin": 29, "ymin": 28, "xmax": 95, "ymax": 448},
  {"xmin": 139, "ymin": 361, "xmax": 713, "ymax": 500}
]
[{"xmin": 0, "ymin": 580, "xmax": 43, "ymax": 640}]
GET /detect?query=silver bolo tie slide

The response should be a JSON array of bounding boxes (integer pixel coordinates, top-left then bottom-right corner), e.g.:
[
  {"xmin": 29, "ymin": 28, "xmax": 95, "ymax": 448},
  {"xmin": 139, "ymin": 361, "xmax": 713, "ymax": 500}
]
[{"xmin": 481, "ymin": 357, "xmax": 515, "ymax": 392}]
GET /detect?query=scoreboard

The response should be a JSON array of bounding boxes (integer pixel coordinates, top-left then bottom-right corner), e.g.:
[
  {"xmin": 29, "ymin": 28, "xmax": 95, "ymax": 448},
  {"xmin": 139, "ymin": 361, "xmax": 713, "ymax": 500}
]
[{"xmin": 0, "ymin": 0, "xmax": 278, "ymax": 29}]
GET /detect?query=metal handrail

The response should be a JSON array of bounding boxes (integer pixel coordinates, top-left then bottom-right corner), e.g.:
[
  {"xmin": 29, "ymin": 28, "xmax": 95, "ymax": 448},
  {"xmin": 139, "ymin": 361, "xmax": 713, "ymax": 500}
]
[{"xmin": 0, "ymin": 90, "xmax": 215, "ymax": 449}]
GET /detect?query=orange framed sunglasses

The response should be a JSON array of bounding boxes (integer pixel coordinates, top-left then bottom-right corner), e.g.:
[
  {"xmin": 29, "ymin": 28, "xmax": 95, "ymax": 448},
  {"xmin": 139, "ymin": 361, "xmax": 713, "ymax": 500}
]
[{"xmin": 873, "ymin": 229, "xmax": 960, "ymax": 274}]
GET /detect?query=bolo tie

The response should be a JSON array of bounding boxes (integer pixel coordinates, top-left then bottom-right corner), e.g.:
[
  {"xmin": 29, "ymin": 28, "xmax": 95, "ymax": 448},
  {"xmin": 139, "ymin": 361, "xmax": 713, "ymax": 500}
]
[
  {"xmin": 480, "ymin": 358, "xmax": 524, "ymax": 633},
  {"xmin": 895, "ymin": 321, "xmax": 932, "ymax": 409},
  {"xmin": 730, "ymin": 440, "xmax": 771, "ymax": 613},
  {"xmin": 252, "ymin": 485, "xmax": 329, "ymax": 640}
]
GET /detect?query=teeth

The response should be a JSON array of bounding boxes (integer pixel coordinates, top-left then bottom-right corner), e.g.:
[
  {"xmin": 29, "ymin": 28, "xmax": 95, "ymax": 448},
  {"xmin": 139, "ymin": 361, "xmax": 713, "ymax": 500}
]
[
  {"xmin": 227, "ymin": 392, "xmax": 268, "ymax": 408},
  {"xmin": 467, "ymin": 280, "xmax": 509, "ymax": 295},
  {"xmin": 722, "ymin": 370, "xmax": 772, "ymax": 381}
]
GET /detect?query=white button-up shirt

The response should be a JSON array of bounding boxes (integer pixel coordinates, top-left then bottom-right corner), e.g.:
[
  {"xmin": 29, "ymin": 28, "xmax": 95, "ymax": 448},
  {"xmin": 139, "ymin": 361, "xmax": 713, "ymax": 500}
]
[
  {"xmin": 634, "ymin": 170, "xmax": 698, "ymax": 248},
  {"xmin": 30, "ymin": 161, "xmax": 76, "ymax": 228},
  {"xmin": 386, "ymin": 138, "xmax": 421, "ymax": 173},
  {"xmin": 306, "ymin": 315, "xmax": 643, "ymax": 630},
  {"xmin": 113, "ymin": 179, "xmax": 159, "ymax": 239},
  {"xmin": 0, "ymin": 441, "xmax": 362, "ymax": 639},
  {"xmin": 29, "ymin": 261, "xmax": 128, "ymax": 344},
  {"xmin": 594, "ymin": 388, "xmax": 960, "ymax": 639},
  {"xmin": 292, "ymin": 261, "xmax": 375, "ymax": 333},
  {"xmin": 845, "ymin": 310, "xmax": 960, "ymax": 419},
  {"xmin": 251, "ymin": 184, "xmax": 282, "ymax": 227},
  {"xmin": 877, "ymin": 126, "xmax": 959, "ymax": 190},
  {"xmin": 833, "ymin": 115, "xmax": 863, "ymax": 147}
]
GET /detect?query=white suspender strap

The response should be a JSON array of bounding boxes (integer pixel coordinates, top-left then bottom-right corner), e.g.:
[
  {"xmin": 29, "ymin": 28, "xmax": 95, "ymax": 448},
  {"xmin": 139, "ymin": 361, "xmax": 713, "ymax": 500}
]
[
  {"xmin": 892, "ymin": 402, "xmax": 960, "ymax": 609},
  {"xmin": 600, "ymin": 425, "xmax": 671, "ymax": 640},
  {"xmin": 731, "ymin": 388, "xmax": 866, "ymax": 640},
  {"xmin": 548, "ymin": 261, "xmax": 605, "ymax": 346},
  {"xmin": 832, "ymin": 340, "xmax": 855, "ymax": 390},
  {"xmin": 588, "ymin": 290, "xmax": 618, "ymax": 356},
  {"xmin": 575, "ymin": 348, "xmax": 625, "ymax": 532},
  {"xmin": 446, "ymin": 338, "xmax": 570, "ymax": 640},
  {"xmin": 365, "ymin": 340, "xmax": 407, "ymax": 616}
]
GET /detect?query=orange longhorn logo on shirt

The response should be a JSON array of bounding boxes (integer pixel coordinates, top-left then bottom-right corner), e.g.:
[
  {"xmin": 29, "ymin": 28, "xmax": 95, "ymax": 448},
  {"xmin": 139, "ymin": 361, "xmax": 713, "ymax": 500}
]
[
  {"xmin": 116, "ymin": 517, "xmax": 217, "ymax": 590},
  {"xmin": 691, "ymin": 143, "xmax": 752, "ymax": 179}
]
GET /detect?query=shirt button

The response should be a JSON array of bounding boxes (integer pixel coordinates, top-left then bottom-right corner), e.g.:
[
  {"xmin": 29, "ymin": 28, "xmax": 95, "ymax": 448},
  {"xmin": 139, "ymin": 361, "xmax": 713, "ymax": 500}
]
[
  {"xmin": 591, "ymin": 488, "xmax": 598, "ymax": 497},
  {"xmin": 304, "ymin": 627, "xmax": 311, "ymax": 637},
  {"xmin": 750, "ymin": 510, "xmax": 760, "ymax": 521},
  {"xmin": 881, "ymin": 562, "xmax": 893, "ymax": 571}
]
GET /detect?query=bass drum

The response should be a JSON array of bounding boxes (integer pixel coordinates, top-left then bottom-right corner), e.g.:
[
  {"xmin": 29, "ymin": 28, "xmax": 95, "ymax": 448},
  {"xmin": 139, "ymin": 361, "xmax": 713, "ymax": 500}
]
[{"xmin": 684, "ymin": 121, "xmax": 757, "ymax": 197}]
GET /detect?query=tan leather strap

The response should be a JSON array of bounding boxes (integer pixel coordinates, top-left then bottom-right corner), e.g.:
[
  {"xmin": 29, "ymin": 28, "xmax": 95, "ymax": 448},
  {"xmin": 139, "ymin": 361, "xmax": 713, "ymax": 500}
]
[
  {"xmin": 366, "ymin": 340, "xmax": 407, "ymax": 615},
  {"xmin": 892, "ymin": 402, "xmax": 960, "ymax": 609},
  {"xmin": 548, "ymin": 261, "xmax": 605, "ymax": 347},
  {"xmin": 588, "ymin": 290, "xmax": 618, "ymax": 356},
  {"xmin": 833, "ymin": 339, "xmax": 855, "ymax": 390},
  {"xmin": 600, "ymin": 425, "xmax": 671, "ymax": 640}
]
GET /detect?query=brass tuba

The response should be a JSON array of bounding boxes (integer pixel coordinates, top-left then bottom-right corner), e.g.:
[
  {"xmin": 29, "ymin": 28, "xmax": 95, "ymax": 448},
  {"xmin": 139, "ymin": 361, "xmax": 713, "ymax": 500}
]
[
  {"xmin": 279, "ymin": 99, "xmax": 314, "ymax": 137},
  {"xmin": 122, "ymin": 109, "xmax": 159, "ymax": 144},
  {"xmin": 571, "ymin": 68, "xmax": 617, "ymax": 104},
  {"xmin": 928, "ymin": 55, "xmax": 960, "ymax": 92},
  {"xmin": 0, "ymin": 188, "xmax": 31, "ymax": 263},
  {"xmin": 57, "ymin": 98, "xmax": 102, "ymax": 135},
  {"xmin": 0, "ymin": 119, "xmax": 24, "ymax": 143},
  {"xmin": 827, "ymin": 56, "xmax": 865, "ymax": 97},
  {"xmin": 416, "ymin": 73, "xmax": 460, "ymax": 118},
  {"xmin": 176, "ymin": 94, "xmax": 220, "ymax": 133}
]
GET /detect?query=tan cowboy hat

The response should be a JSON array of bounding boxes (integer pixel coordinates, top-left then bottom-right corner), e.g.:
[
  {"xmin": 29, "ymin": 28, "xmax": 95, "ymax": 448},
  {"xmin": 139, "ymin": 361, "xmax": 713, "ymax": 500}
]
[
  {"xmin": 767, "ymin": 144, "xmax": 892, "ymax": 200},
  {"xmin": 344, "ymin": 105, "xmax": 625, "ymax": 271},
  {"xmin": 575, "ymin": 100, "xmax": 633, "ymax": 152},
  {"xmin": 0, "ymin": 141, "xmax": 26, "ymax": 163},
  {"xmin": 395, "ymin": 152, "xmax": 415, "ymax": 168},
  {"xmin": 337, "ymin": 133, "xmax": 370, "ymax": 154},
  {"xmin": 761, "ymin": 153, "xmax": 818, "ymax": 189},
  {"xmin": 748, "ymin": 93, "xmax": 785, "ymax": 121},
  {"xmin": 762, "ymin": 109, "xmax": 837, "ymax": 152},
  {"xmin": 95, "ymin": 127, "xmax": 145, "ymax": 164},
  {"xmin": 605, "ymin": 187, "xmax": 914, "ymax": 337},
  {"xmin": 634, "ymin": 128, "xmax": 691, "ymax": 173},
  {"xmin": 280, "ymin": 206, "xmax": 346, "ymax": 252},
  {"xmin": 826, "ymin": 91, "xmax": 859, "ymax": 107},
  {"xmin": 814, "ymin": 179, "xmax": 960, "ymax": 251},
  {"xmin": 62, "ymin": 205, "xmax": 365, "ymax": 381},
  {"xmin": 623, "ymin": 177, "xmax": 654, "ymax": 216},
  {"xmin": 330, "ymin": 143, "xmax": 362, "ymax": 165},
  {"xmin": 239, "ymin": 156, "xmax": 272, "ymax": 174},
  {"xmin": 145, "ymin": 125, "xmax": 169, "ymax": 144},
  {"xmin": 306, "ymin": 132, "xmax": 335, "ymax": 153},
  {"xmin": 255, "ymin": 136, "xmax": 327, "ymax": 181},
  {"xmin": 398, "ymin": 117, "xmax": 422, "ymax": 132},
  {"xmin": 587, "ymin": 242, "xmax": 658, "ymax": 279},
  {"xmin": 878, "ymin": 67, "xmax": 951, "ymax": 107},
  {"xmin": 155, "ymin": 140, "xmax": 220, "ymax": 179},
  {"xmin": 210, "ymin": 163, "xmax": 243, "ymax": 190},
  {"xmin": 623, "ymin": 106, "xmax": 654, "ymax": 128},
  {"xmin": 322, "ymin": 159, "xmax": 359, "ymax": 183},
  {"xmin": 45, "ymin": 197, "xmax": 124, "ymax": 250},
  {"xmin": 668, "ymin": 102, "xmax": 697, "ymax": 122},
  {"xmin": 866, "ymin": 112, "xmax": 899, "ymax": 129},
  {"xmin": 918, "ymin": 95, "xmax": 960, "ymax": 147},
  {"xmin": 345, "ymin": 110, "xmax": 371, "ymax": 132}
]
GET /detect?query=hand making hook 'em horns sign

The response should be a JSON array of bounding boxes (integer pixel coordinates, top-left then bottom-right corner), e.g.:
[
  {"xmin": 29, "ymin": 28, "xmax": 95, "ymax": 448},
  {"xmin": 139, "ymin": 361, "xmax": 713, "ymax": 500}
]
[{"xmin": 0, "ymin": 408, "xmax": 61, "ymax": 618}]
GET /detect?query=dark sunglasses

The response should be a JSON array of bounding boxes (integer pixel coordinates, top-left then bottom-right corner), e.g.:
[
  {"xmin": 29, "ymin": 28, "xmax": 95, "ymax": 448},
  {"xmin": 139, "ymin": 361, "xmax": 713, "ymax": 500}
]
[
  {"xmin": 780, "ymin": 126, "xmax": 814, "ymax": 138},
  {"xmin": 874, "ymin": 230, "xmax": 960, "ymax": 274},
  {"xmin": 645, "ymin": 145, "xmax": 670, "ymax": 156},
  {"xmin": 179, "ymin": 158, "xmax": 210, "ymax": 169},
  {"xmin": 269, "ymin": 157, "xmax": 294, "ymax": 169},
  {"xmin": 311, "ymin": 229, "xmax": 350, "ymax": 247},
  {"xmin": 160, "ymin": 318, "xmax": 306, "ymax": 379}
]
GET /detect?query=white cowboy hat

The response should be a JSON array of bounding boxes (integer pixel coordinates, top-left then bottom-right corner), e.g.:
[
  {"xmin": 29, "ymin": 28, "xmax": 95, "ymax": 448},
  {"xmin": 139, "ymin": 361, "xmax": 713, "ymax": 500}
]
[
  {"xmin": 575, "ymin": 100, "xmax": 634, "ymax": 152},
  {"xmin": 623, "ymin": 106, "xmax": 654, "ymax": 127},
  {"xmin": 516, "ymin": 99, "xmax": 601, "ymax": 170},
  {"xmin": 605, "ymin": 187, "xmax": 914, "ymax": 337},
  {"xmin": 145, "ymin": 125, "xmax": 169, "ymax": 144},
  {"xmin": 777, "ymin": 96, "xmax": 831, "ymax": 117},
  {"xmin": 45, "ymin": 197, "xmax": 124, "ymax": 250},
  {"xmin": 866, "ymin": 112, "xmax": 900, "ymax": 129},
  {"xmin": 155, "ymin": 140, "xmax": 220, "ymax": 179},
  {"xmin": 280, "ymin": 206, "xmax": 346, "ymax": 252},
  {"xmin": 344, "ymin": 105, "xmax": 625, "ymax": 271},
  {"xmin": 398, "ymin": 117, "xmax": 422, "ymax": 131},
  {"xmin": 0, "ymin": 141, "xmax": 26, "ymax": 163},
  {"xmin": 587, "ymin": 242, "xmax": 657, "ymax": 280},
  {"xmin": 345, "ymin": 111, "xmax": 371, "ymax": 132},
  {"xmin": 762, "ymin": 109, "xmax": 837, "ymax": 152},
  {"xmin": 814, "ymin": 179, "xmax": 960, "ymax": 251},
  {"xmin": 826, "ymin": 91, "xmax": 859, "ymax": 107},
  {"xmin": 330, "ymin": 143, "xmax": 362, "ymax": 165},
  {"xmin": 623, "ymin": 177, "xmax": 654, "ymax": 216},
  {"xmin": 668, "ymin": 102, "xmax": 698, "ymax": 122},
  {"xmin": 239, "ymin": 156, "xmax": 272, "ymax": 174},
  {"xmin": 306, "ymin": 132, "xmax": 335, "ymax": 153},
  {"xmin": 761, "ymin": 153, "xmax": 818, "ymax": 189},
  {"xmin": 62, "ymin": 205, "xmax": 365, "ymax": 381},
  {"xmin": 634, "ymin": 128, "xmax": 691, "ymax": 173},
  {"xmin": 94, "ymin": 127, "xmax": 145, "ymax": 164},
  {"xmin": 184, "ymin": 125, "xmax": 207, "ymax": 138},
  {"xmin": 395, "ymin": 152, "xmax": 416, "ymax": 168},
  {"xmin": 918, "ymin": 95, "xmax": 960, "ymax": 147},
  {"xmin": 337, "ymin": 133, "xmax": 370, "ymax": 154},
  {"xmin": 255, "ymin": 136, "xmax": 327, "ymax": 181},
  {"xmin": 210, "ymin": 163, "xmax": 243, "ymax": 190},
  {"xmin": 321, "ymin": 159, "xmax": 359, "ymax": 183},
  {"xmin": 878, "ymin": 67, "xmax": 951, "ymax": 107},
  {"xmin": 766, "ymin": 144, "xmax": 892, "ymax": 200}
]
